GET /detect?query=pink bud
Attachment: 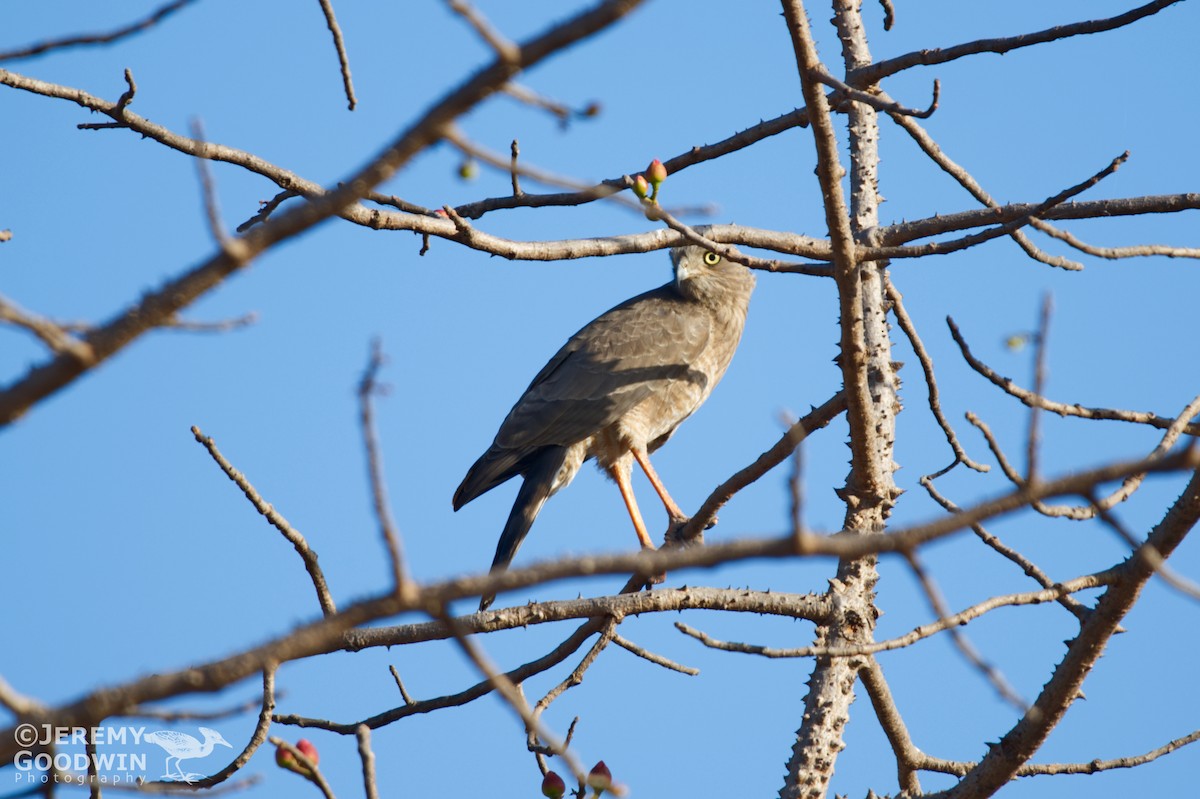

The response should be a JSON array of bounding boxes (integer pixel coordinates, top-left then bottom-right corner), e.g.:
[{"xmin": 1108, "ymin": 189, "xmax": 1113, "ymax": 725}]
[
  {"xmin": 631, "ymin": 175, "xmax": 649, "ymax": 200},
  {"xmin": 587, "ymin": 761, "xmax": 613, "ymax": 793},
  {"xmin": 275, "ymin": 740, "xmax": 318, "ymax": 777},
  {"xmin": 296, "ymin": 739, "xmax": 319, "ymax": 767},
  {"xmin": 541, "ymin": 770, "xmax": 566, "ymax": 799},
  {"xmin": 646, "ymin": 158, "xmax": 667, "ymax": 186}
]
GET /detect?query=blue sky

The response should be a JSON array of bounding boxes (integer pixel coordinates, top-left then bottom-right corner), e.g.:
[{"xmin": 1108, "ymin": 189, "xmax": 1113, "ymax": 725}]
[{"xmin": 2, "ymin": 1, "xmax": 1198, "ymax": 797}]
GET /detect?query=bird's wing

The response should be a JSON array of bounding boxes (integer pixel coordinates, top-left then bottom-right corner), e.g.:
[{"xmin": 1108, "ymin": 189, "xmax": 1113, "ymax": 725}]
[{"xmin": 494, "ymin": 285, "xmax": 712, "ymax": 450}]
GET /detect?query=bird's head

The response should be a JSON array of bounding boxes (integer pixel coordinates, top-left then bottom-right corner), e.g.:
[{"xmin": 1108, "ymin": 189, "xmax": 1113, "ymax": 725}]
[
  {"xmin": 199, "ymin": 727, "xmax": 233, "ymax": 748},
  {"xmin": 670, "ymin": 245, "xmax": 756, "ymax": 305}
]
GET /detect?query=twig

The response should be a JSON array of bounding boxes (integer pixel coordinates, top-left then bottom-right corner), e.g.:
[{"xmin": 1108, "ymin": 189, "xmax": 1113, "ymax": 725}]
[
  {"xmin": 1089, "ymin": 493, "xmax": 1200, "ymax": 602},
  {"xmin": 191, "ymin": 425, "xmax": 337, "ymax": 616},
  {"xmin": 946, "ymin": 465, "xmax": 1200, "ymax": 794},
  {"xmin": 0, "ymin": 0, "xmax": 647, "ymax": 427},
  {"xmin": 126, "ymin": 688, "xmax": 282, "ymax": 722},
  {"xmin": 886, "ymin": 278, "xmax": 988, "ymax": 478},
  {"xmin": 859, "ymin": 659, "xmax": 920, "ymax": 794},
  {"xmin": 0, "ymin": 0, "xmax": 199, "ymax": 62},
  {"xmin": 949, "ymin": 316, "xmax": 1200, "ymax": 436},
  {"xmin": 680, "ymin": 391, "xmax": 847, "ymax": 541},
  {"xmin": 611, "ymin": 634, "xmax": 699, "ymax": 675},
  {"xmin": 509, "ymin": 139, "xmax": 522, "ymax": 196},
  {"xmin": 851, "ymin": 0, "xmax": 1184, "ymax": 85},
  {"xmin": 500, "ymin": 83, "xmax": 599, "ymax": 128},
  {"xmin": 674, "ymin": 568, "xmax": 1113, "ymax": 659},
  {"xmin": 0, "ymin": 674, "xmax": 48, "ymax": 716},
  {"xmin": 355, "ymin": 726, "xmax": 380, "ymax": 799},
  {"xmin": 437, "ymin": 607, "xmax": 586, "ymax": 783},
  {"xmin": 903, "ymin": 550, "xmax": 1028, "ymax": 712},
  {"xmin": 887, "ymin": 107, "xmax": 1084, "ymax": 270},
  {"xmin": 315, "ymin": 0, "xmax": 357, "ymax": 110},
  {"xmin": 0, "ymin": 294, "xmax": 92, "ymax": 361},
  {"xmin": 919, "ymin": 473, "xmax": 1093, "ymax": 624},
  {"xmin": 1026, "ymin": 294, "xmax": 1052, "ymax": 483},
  {"xmin": 236, "ymin": 191, "xmax": 299, "ymax": 233},
  {"xmin": 446, "ymin": 0, "xmax": 518, "ymax": 63},
  {"xmin": 189, "ymin": 118, "xmax": 229, "ymax": 246},
  {"xmin": 877, "ymin": 0, "xmax": 895, "ymax": 31},
  {"xmin": 813, "ymin": 69, "xmax": 939, "ymax": 118},
  {"xmin": 968, "ymin": 388, "xmax": 1200, "ymax": 520},
  {"xmin": 388, "ymin": 665, "xmax": 415, "ymax": 705},
  {"xmin": 141, "ymin": 668, "xmax": 277, "ymax": 789},
  {"xmin": 357, "ymin": 339, "xmax": 409, "ymax": 593},
  {"xmin": 1036, "ymin": 222, "xmax": 1200, "ymax": 260}
]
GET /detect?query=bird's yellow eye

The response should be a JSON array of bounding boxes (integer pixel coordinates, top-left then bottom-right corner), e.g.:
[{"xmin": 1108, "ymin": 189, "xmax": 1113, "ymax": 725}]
[{"xmin": 703, "ymin": 251, "xmax": 721, "ymax": 266}]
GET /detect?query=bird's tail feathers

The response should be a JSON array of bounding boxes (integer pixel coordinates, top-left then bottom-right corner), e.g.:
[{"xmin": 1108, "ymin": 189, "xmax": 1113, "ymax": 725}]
[
  {"xmin": 479, "ymin": 445, "xmax": 568, "ymax": 610},
  {"xmin": 454, "ymin": 447, "xmax": 525, "ymax": 510}
]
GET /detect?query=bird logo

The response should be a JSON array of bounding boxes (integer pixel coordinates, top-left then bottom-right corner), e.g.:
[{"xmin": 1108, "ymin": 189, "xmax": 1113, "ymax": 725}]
[{"xmin": 143, "ymin": 726, "xmax": 233, "ymax": 782}]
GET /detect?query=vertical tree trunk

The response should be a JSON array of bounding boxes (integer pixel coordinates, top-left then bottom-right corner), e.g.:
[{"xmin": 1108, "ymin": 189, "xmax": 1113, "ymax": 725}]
[{"xmin": 780, "ymin": 2, "xmax": 900, "ymax": 796}]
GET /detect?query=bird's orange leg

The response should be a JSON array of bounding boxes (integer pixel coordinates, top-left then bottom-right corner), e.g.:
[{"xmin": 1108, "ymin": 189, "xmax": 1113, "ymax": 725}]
[
  {"xmin": 607, "ymin": 462, "xmax": 656, "ymax": 550},
  {"xmin": 631, "ymin": 448, "xmax": 687, "ymax": 522}
]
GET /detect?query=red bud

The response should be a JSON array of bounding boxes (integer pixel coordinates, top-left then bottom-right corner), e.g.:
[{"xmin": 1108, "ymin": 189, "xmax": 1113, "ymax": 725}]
[
  {"xmin": 275, "ymin": 740, "xmax": 317, "ymax": 777},
  {"xmin": 632, "ymin": 175, "xmax": 649, "ymax": 200},
  {"xmin": 296, "ymin": 739, "xmax": 318, "ymax": 766},
  {"xmin": 541, "ymin": 770, "xmax": 566, "ymax": 799},
  {"xmin": 587, "ymin": 761, "xmax": 613, "ymax": 793}
]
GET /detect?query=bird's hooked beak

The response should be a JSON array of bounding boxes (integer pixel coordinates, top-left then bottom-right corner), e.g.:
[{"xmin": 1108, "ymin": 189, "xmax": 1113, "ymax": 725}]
[{"xmin": 670, "ymin": 246, "xmax": 693, "ymax": 289}]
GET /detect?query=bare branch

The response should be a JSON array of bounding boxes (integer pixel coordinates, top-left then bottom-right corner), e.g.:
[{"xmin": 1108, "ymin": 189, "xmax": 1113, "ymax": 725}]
[
  {"xmin": 355, "ymin": 726, "xmax": 379, "ymax": 799},
  {"xmin": 886, "ymin": 278, "xmax": 988, "ymax": 477},
  {"xmin": 949, "ymin": 316, "xmax": 1200, "ymax": 436},
  {"xmin": 509, "ymin": 139, "xmax": 522, "ymax": 196},
  {"xmin": 903, "ymin": 550, "xmax": 1027, "ymax": 711},
  {"xmin": 315, "ymin": 0, "xmax": 357, "ymax": 110},
  {"xmin": 0, "ymin": 0, "xmax": 647, "ymax": 426},
  {"xmin": 681, "ymin": 391, "xmax": 847, "ymax": 541},
  {"xmin": 500, "ymin": 83, "xmax": 600, "ymax": 128},
  {"xmin": 611, "ymin": 634, "xmax": 699, "ymax": 676},
  {"xmin": 2, "ymin": 447, "xmax": 1196, "ymax": 761},
  {"xmin": 388, "ymin": 665, "xmax": 415, "ymax": 705},
  {"xmin": 191, "ymin": 425, "xmax": 337, "ymax": 617},
  {"xmin": 0, "ymin": 294, "xmax": 92, "ymax": 361},
  {"xmin": 189, "ymin": 118, "xmax": 230, "ymax": 246},
  {"xmin": 143, "ymin": 668, "xmax": 277, "ymax": 789},
  {"xmin": 1036, "ymin": 222, "xmax": 1200, "ymax": 260},
  {"xmin": 859, "ymin": 660, "xmax": 920, "ymax": 794},
  {"xmin": 887, "ymin": 107, "xmax": 1084, "ymax": 270},
  {"xmin": 945, "ymin": 465, "xmax": 1200, "ymax": 795},
  {"xmin": 0, "ymin": 0, "xmax": 199, "ymax": 62},
  {"xmin": 446, "ymin": 0, "xmax": 519, "ymax": 63},
  {"xmin": 1026, "ymin": 294, "xmax": 1053, "ymax": 483},
  {"xmin": 852, "ymin": 0, "xmax": 1184, "ymax": 85},
  {"xmin": 675, "ymin": 569, "xmax": 1113, "ymax": 659},
  {"xmin": 357, "ymin": 340, "xmax": 409, "ymax": 592},
  {"xmin": 814, "ymin": 69, "xmax": 939, "ymax": 118},
  {"xmin": 919, "ymin": 474, "xmax": 1094, "ymax": 624}
]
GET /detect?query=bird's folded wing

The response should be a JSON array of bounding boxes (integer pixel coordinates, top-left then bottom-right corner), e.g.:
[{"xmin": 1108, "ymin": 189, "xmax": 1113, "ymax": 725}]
[{"xmin": 495, "ymin": 288, "xmax": 712, "ymax": 450}]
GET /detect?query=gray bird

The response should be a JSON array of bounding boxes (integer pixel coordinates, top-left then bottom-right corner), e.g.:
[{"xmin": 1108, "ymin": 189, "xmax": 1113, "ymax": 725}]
[{"xmin": 454, "ymin": 245, "xmax": 755, "ymax": 609}]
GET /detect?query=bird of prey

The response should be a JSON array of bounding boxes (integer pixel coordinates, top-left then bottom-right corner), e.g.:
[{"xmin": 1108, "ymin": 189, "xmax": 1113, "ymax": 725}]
[{"xmin": 454, "ymin": 245, "xmax": 755, "ymax": 609}]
